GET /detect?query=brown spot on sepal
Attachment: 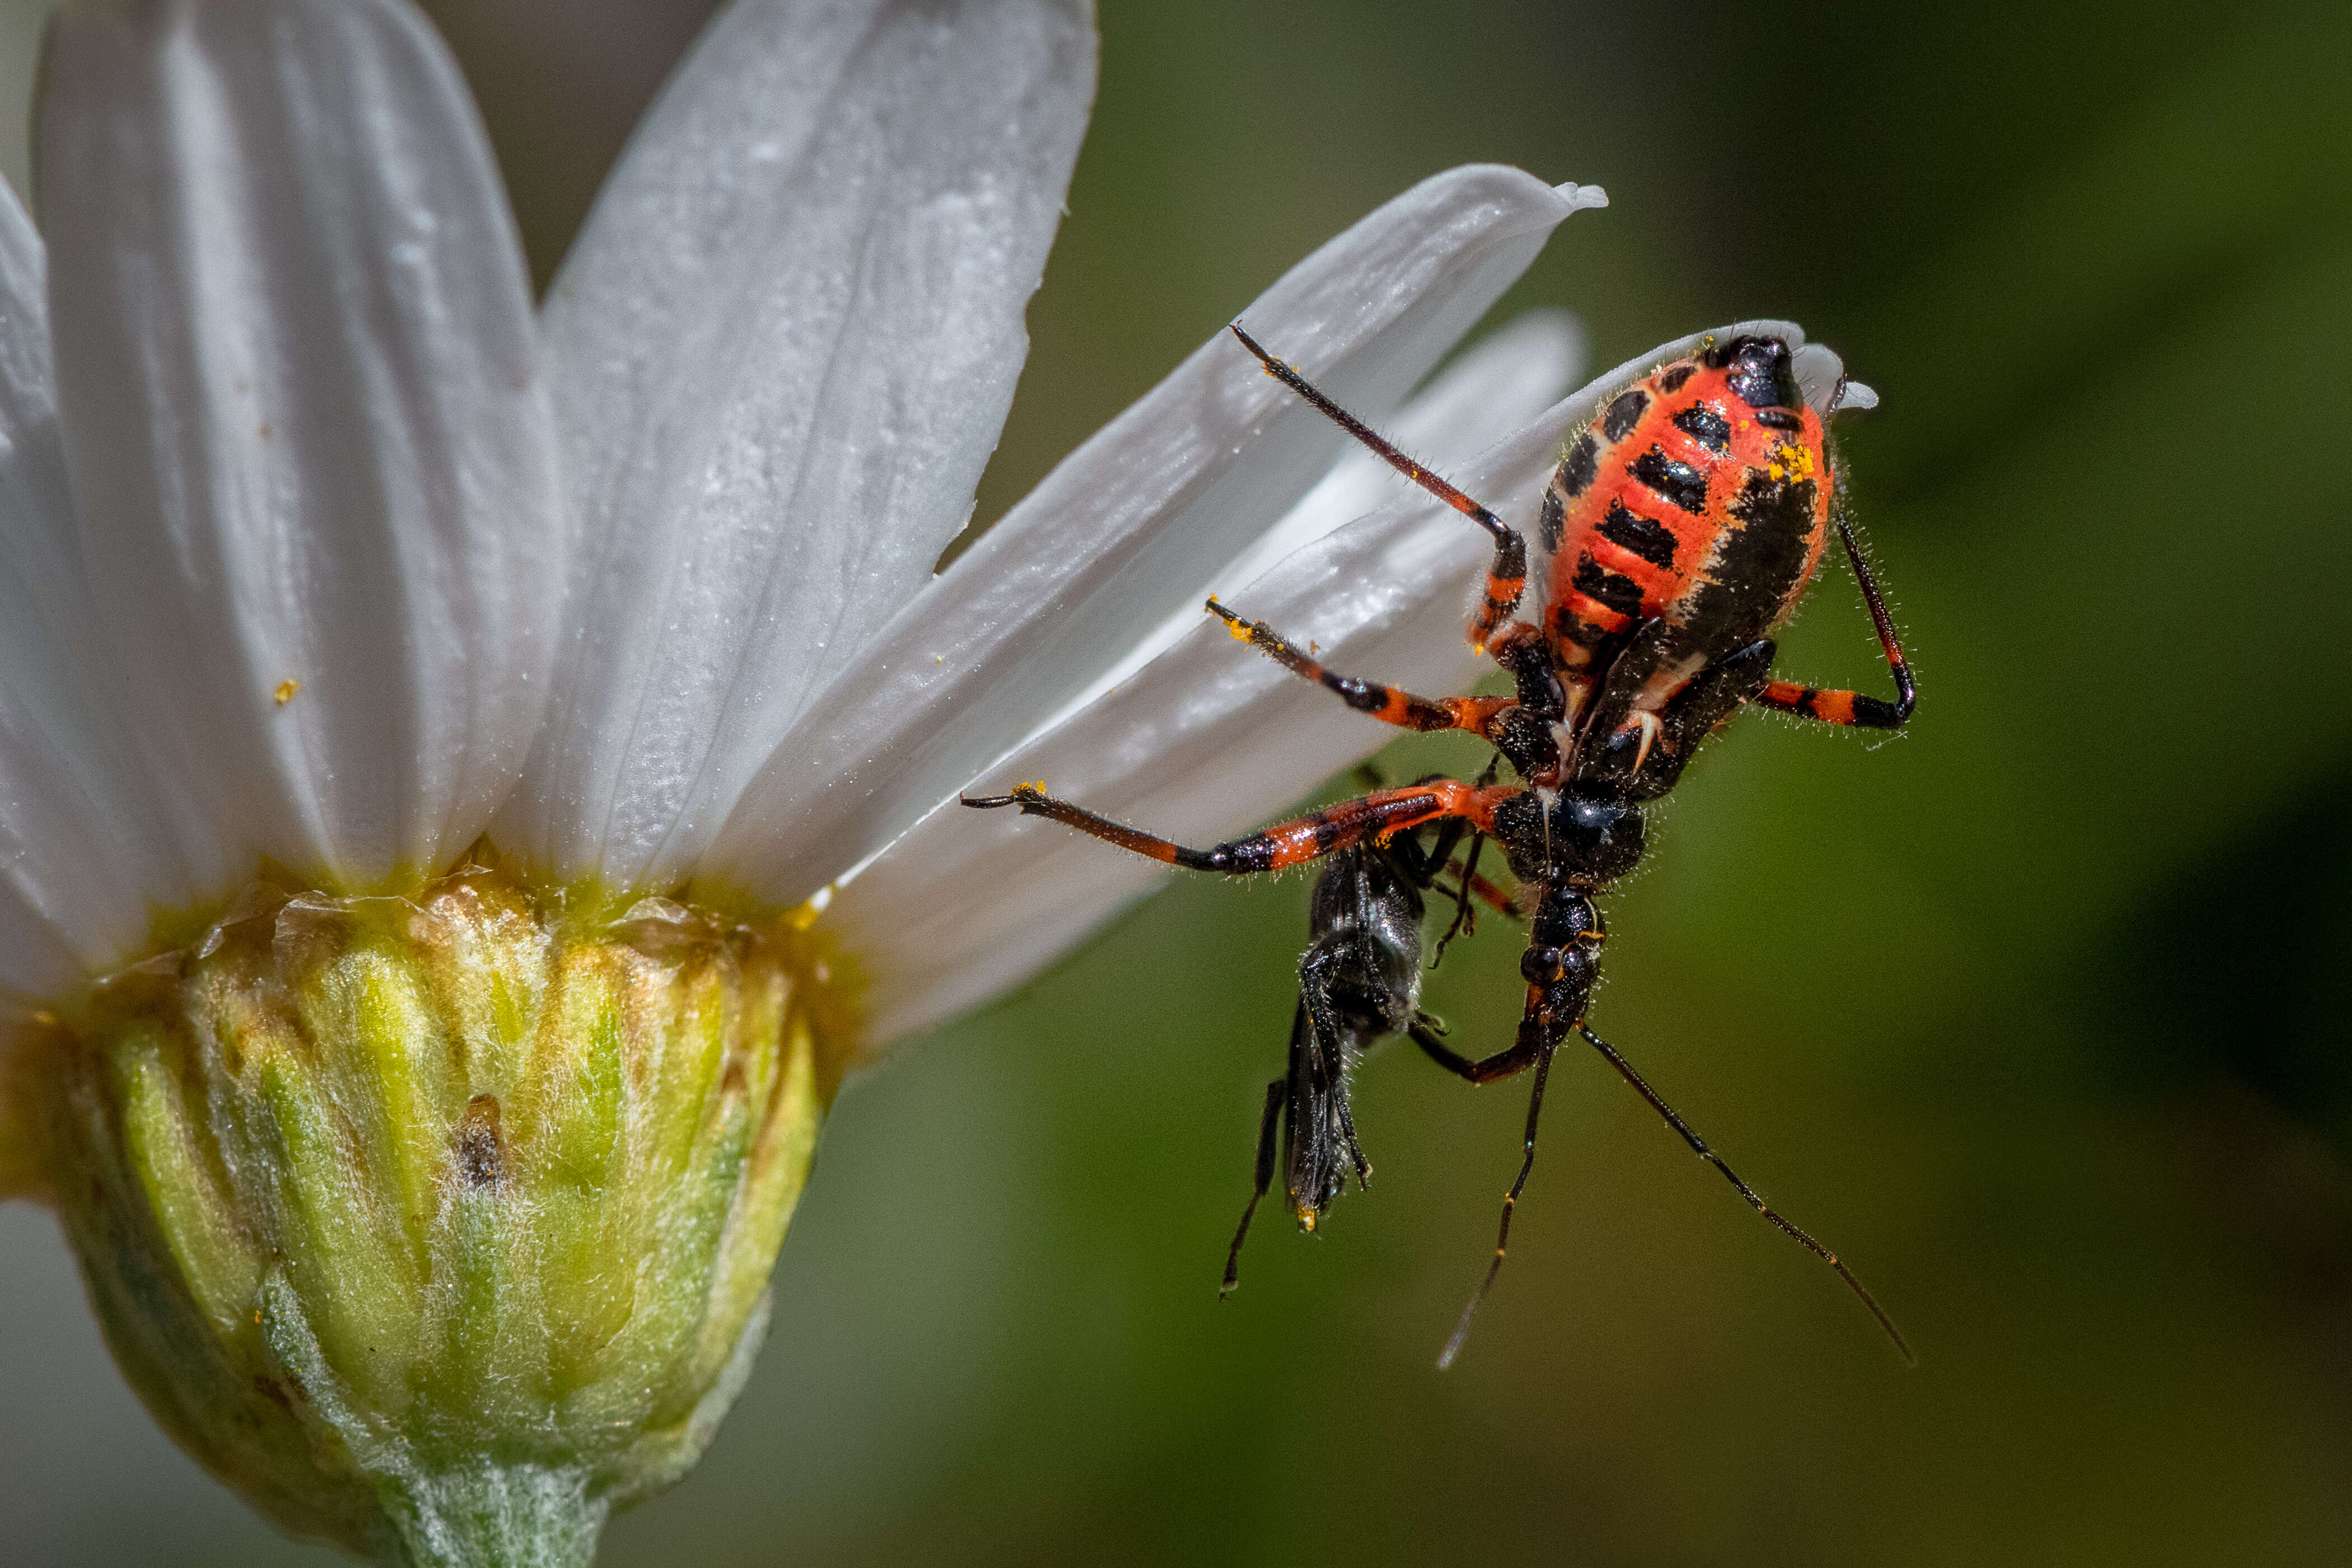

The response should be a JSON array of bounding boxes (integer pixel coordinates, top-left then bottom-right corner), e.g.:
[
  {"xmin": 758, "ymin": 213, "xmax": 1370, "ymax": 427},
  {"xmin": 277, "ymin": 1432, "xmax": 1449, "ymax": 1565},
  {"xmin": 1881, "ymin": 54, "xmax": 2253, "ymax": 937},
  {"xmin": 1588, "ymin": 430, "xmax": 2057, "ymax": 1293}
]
[{"xmin": 453, "ymin": 1095, "xmax": 507, "ymax": 1189}]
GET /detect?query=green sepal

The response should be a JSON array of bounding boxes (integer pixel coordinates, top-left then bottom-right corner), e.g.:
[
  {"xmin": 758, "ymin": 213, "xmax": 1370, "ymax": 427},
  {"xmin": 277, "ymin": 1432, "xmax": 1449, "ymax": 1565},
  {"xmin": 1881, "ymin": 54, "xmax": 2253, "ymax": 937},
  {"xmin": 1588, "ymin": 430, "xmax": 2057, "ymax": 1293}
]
[{"xmin": 31, "ymin": 861, "xmax": 853, "ymax": 1565}]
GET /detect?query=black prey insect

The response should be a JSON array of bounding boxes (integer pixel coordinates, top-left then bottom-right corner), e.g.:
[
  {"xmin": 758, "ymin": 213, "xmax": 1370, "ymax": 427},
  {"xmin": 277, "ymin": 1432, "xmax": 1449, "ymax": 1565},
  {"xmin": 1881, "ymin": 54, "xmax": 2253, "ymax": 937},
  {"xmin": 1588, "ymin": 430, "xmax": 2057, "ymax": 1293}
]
[
  {"xmin": 1216, "ymin": 771, "xmax": 1518, "ymax": 1296},
  {"xmin": 965, "ymin": 322, "xmax": 1917, "ymax": 1367}
]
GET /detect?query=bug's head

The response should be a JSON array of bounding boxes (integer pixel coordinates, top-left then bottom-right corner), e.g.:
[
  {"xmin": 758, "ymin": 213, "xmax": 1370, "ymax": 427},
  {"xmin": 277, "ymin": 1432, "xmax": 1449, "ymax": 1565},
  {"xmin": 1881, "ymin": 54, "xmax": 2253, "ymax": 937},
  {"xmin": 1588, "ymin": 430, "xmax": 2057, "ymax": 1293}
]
[
  {"xmin": 1519, "ymin": 885, "xmax": 1604, "ymax": 999},
  {"xmin": 1705, "ymin": 335, "xmax": 1803, "ymax": 412}
]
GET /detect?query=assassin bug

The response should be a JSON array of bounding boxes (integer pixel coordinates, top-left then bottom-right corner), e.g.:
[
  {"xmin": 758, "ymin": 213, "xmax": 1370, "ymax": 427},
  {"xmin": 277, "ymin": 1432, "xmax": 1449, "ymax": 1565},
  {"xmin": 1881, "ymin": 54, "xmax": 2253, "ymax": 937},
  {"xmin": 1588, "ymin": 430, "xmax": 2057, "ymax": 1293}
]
[
  {"xmin": 1217, "ymin": 773, "xmax": 1518, "ymax": 1296},
  {"xmin": 966, "ymin": 323, "xmax": 1917, "ymax": 1366}
]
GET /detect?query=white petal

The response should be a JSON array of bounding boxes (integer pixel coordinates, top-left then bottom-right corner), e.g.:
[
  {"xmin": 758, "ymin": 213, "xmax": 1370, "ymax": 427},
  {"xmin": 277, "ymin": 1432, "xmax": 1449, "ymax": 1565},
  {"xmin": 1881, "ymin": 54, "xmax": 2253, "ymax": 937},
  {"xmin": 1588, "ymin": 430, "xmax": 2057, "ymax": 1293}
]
[
  {"xmin": 1792, "ymin": 340, "xmax": 1858, "ymax": 416},
  {"xmin": 40, "ymin": 0, "xmax": 561, "ymax": 896},
  {"xmin": 833, "ymin": 318, "xmax": 1804, "ymax": 1049},
  {"xmin": 1206, "ymin": 310, "xmax": 1586, "ymax": 618},
  {"xmin": 1028, "ymin": 310, "xmax": 1586, "ymax": 774},
  {"xmin": 0, "ymin": 155, "xmax": 190, "ymax": 993},
  {"xmin": 707, "ymin": 167, "xmax": 1608, "ymax": 907},
  {"xmin": 501, "ymin": 0, "xmax": 1097, "ymax": 891}
]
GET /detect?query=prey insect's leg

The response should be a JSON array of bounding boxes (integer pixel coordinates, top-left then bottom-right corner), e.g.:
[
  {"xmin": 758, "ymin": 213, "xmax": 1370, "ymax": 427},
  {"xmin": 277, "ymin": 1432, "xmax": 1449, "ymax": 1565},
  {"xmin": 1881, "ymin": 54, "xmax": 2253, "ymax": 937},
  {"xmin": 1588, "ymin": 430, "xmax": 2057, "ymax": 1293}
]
[
  {"xmin": 1578, "ymin": 1023, "xmax": 1915, "ymax": 1362},
  {"xmin": 1229, "ymin": 322, "xmax": 1526, "ymax": 649},
  {"xmin": 1438, "ymin": 1030, "xmax": 1561, "ymax": 1370},
  {"xmin": 1221, "ymin": 1075, "xmax": 1290, "ymax": 1296},
  {"xmin": 1206, "ymin": 598, "xmax": 1515, "ymax": 736},
  {"xmin": 1432, "ymin": 758, "xmax": 1508, "ymax": 964},
  {"xmin": 1336, "ymin": 1098, "xmax": 1373, "ymax": 1192},
  {"xmin": 1446, "ymin": 854, "xmax": 1518, "ymax": 918},
  {"xmin": 1431, "ymin": 836, "xmax": 1522, "ymax": 969},
  {"xmin": 961, "ymin": 781, "xmax": 1517, "ymax": 874},
  {"xmin": 1753, "ymin": 510, "xmax": 1916, "ymax": 730}
]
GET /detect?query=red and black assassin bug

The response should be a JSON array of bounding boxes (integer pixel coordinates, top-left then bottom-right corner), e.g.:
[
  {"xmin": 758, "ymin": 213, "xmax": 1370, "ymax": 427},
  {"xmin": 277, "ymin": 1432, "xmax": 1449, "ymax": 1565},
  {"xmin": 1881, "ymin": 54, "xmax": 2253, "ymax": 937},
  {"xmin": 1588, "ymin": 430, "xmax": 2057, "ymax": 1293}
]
[{"xmin": 967, "ymin": 322, "xmax": 1918, "ymax": 1368}]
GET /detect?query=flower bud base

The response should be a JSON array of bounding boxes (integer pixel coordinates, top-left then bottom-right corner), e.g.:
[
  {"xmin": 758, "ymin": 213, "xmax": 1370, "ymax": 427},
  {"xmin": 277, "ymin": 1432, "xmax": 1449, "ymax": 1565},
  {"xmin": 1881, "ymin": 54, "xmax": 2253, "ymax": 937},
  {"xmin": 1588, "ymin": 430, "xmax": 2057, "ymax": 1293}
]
[{"xmin": 26, "ymin": 862, "xmax": 851, "ymax": 1565}]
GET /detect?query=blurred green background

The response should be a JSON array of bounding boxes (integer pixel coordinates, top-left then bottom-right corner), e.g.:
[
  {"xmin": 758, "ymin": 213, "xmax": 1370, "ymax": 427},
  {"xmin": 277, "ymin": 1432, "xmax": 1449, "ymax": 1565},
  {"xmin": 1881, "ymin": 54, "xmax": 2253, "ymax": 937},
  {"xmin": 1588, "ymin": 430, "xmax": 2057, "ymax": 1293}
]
[{"xmin": 4, "ymin": 1, "xmax": 2350, "ymax": 1562}]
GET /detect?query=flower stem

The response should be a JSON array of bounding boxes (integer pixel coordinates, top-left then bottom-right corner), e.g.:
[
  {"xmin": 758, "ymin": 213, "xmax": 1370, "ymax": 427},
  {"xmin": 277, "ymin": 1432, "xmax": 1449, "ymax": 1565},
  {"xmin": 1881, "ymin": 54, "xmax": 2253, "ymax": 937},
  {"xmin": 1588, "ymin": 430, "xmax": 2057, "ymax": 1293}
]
[{"xmin": 375, "ymin": 1461, "xmax": 607, "ymax": 1568}]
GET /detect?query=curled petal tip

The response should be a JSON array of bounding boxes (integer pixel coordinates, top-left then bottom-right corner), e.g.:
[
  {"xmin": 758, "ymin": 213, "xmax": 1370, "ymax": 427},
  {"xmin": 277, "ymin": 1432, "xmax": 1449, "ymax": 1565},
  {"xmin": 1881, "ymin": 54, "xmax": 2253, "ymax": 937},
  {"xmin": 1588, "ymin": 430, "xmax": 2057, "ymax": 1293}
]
[{"xmin": 1555, "ymin": 181, "xmax": 1608, "ymax": 211}]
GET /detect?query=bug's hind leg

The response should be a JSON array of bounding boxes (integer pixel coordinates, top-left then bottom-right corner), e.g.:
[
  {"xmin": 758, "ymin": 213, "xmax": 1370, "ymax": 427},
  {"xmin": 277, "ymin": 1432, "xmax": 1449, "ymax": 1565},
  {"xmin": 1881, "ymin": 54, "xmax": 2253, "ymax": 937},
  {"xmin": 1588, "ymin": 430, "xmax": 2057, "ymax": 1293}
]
[
  {"xmin": 1437, "ymin": 1016, "xmax": 1563, "ymax": 1369},
  {"xmin": 1753, "ymin": 508, "xmax": 1916, "ymax": 730},
  {"xmin": 1229, "ymin": 323, "xmax": 1527, "ymax": 649},
  {"xmin": 1221, "ymin": 1073, "xmax": 1290, "ymax": 1296},
  {"xmin": 1576, "ymin": 1021, "xmax": 1915, "ymax": 1362},
  {"xmin": 1407, "ymin": 1018, "xmax": 1542, "ymax": 1085}
]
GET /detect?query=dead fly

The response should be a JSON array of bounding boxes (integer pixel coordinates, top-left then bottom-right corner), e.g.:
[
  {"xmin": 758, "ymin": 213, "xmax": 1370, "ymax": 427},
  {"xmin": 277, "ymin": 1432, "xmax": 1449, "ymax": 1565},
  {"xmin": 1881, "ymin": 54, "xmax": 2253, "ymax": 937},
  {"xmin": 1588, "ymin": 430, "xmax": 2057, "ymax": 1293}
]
[{"xmin": 1219, "ymin": 774, "xmax": 1513, "ymax": 1295}]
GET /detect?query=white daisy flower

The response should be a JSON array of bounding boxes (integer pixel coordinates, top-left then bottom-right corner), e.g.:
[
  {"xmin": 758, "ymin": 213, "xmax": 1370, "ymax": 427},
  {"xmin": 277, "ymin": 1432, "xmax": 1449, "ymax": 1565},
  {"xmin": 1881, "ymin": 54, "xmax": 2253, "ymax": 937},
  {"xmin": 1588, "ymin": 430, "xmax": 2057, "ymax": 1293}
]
[{"xmin": 0, "ymin": 0, "xmax": 1853, "ymax": 1561}]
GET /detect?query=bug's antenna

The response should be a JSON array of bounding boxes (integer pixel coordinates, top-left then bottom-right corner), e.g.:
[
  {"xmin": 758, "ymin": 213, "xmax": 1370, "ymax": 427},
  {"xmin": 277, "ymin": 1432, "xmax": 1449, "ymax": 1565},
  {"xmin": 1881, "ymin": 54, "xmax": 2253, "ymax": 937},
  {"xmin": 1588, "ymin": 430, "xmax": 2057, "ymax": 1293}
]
[
  {"xmin": 1438, "ymin": 1042, "xmax": 1558, "ymax": 1370},
  {"xmin": 1578, "ymin": 1023, "xmax": 1915, "ymax": 1363}
]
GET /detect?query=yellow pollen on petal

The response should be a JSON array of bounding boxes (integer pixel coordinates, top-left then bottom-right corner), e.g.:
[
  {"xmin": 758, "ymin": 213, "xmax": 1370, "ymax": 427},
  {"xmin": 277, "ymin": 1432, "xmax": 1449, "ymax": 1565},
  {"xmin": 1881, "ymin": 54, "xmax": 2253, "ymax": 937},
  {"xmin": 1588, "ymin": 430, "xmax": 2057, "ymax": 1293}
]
[{"xmin": 272, "ymin": 679, "xmax": 301, "ymax": 706}]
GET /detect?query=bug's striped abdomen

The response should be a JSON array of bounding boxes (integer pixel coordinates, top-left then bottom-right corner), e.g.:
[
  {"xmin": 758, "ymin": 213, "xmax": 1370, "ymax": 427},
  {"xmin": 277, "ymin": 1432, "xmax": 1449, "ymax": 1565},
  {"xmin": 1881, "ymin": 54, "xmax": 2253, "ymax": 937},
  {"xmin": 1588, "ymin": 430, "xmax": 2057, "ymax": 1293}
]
[{"xmin": 1539, "ymin": 339, "xmax": 1833, "ymax": 718}]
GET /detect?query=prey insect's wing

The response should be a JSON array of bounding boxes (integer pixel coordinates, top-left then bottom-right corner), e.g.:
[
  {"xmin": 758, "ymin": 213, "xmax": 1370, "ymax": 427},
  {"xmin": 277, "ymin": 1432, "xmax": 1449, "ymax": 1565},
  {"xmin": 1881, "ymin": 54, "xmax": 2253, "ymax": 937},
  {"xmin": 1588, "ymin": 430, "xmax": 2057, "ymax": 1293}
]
[{"xmin": 1287, "ymin": 967, "xmax": 1364, "ymax": 1219}]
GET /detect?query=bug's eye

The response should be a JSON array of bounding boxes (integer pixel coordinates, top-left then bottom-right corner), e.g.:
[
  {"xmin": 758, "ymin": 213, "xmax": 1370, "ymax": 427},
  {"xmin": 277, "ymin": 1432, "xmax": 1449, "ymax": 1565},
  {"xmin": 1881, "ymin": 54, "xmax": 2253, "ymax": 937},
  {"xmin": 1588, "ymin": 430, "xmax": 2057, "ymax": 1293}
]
[{"xmin": 1520, "ymin": 945, "xmax": 1564, "ymax": 986}]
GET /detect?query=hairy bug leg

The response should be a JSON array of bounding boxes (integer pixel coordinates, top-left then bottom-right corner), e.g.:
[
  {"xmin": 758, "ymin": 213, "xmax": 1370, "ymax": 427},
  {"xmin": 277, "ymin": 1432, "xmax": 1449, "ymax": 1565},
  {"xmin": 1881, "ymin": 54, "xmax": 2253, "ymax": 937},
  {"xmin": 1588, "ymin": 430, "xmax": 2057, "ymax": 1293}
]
[
  {"xmin": 1577, "ymin": 1022, "xmax": 1914, "ymax": 1362},
  {"xmin": 1438, "ymin": 1029, "xmax": 1561, "ymax": 1370},
  {"xmin": 1487, "ymin": 621, "xmax": 1566, "ymax": 721},
  {"xmin": 1752, "ymin": 510, "xmax": 1916, "ymax": 730},
  {"xmin": 1229, "ymin": 322, "xmax": 1526, "ymax": 649},
  {"xmin": 1206, "ymin": 598, "xmax": 1518, "ymax": 736},
  {"xmin": 1408, "ymin": 1018, "xmax": 1541, "ymax": 1085},
  {"xmin": 961, "ymin": 781, "xmax": 1516, "ymax": 874}
]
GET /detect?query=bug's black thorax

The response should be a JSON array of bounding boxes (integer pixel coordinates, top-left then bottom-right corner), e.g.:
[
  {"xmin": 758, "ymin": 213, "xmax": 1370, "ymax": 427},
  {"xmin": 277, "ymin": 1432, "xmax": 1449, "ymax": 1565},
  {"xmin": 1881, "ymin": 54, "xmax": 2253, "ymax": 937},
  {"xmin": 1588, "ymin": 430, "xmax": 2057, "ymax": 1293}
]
[{"xmin": 1490, "ymin": 783, "xmax": 1646, "ymax": 894}]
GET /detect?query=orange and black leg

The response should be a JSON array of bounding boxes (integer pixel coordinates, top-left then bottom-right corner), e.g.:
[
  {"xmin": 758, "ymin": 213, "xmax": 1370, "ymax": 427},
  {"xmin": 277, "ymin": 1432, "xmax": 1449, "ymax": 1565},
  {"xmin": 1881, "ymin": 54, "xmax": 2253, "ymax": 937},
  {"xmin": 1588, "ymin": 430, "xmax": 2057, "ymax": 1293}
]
[
  {"xmin": 1229, "ymin": 322, "xmax": 1527, "ymax": 649},
  {"xmin": 960, "ymin": 780, "xmax": 1520, "ymax": 875},
  {"xmin": 1576, "ymin": 1021, "xmax": 1915, "ymax": 1362},
  {"xmin": 1753, "ymin": 510, "xmax": 1916, "ymax": 730},
  {"xmin": 1206, "ymin": 597, "xmax": 1516, "ymax": 736},
  {"xmin": 1408, "ymin": 1010, "xmax": 1542, "ymax": 1085},
  {"xmin": 1431, "ymin": 992, "xmax": 1570, "ymax": 1369}
]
